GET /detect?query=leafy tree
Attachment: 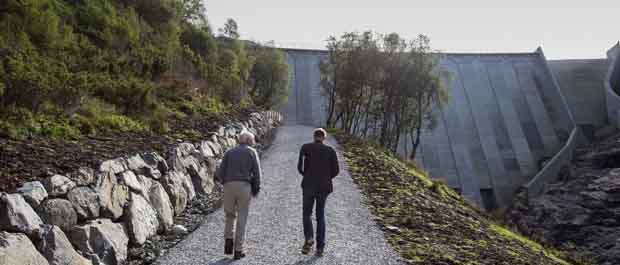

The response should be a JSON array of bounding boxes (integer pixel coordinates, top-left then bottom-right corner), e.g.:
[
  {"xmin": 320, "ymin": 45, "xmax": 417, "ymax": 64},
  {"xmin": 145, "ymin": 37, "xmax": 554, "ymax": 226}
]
[
  {"xmin": 249, "ymin": 46, "xmax": 289, "ymax": 108},
  {"xmin": 219, "ymin": 18, "xmax": 239, "ymax": 39},
  {"xmin": 320, "ymin": 31, "xmax": 447, "ymax": 157}
]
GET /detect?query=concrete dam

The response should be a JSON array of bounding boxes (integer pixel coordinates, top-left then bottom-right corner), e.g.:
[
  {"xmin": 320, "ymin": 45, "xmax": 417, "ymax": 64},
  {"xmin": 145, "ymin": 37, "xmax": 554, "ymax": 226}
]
[{"xmin": 281, "ymin": 44, "xmax": 619, "ymax": 209}]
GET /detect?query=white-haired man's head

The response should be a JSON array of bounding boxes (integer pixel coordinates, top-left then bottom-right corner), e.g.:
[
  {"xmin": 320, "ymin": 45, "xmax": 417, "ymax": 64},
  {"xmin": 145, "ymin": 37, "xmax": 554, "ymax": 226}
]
[
  {"xmin": 238, "ymin": 131, "xmax": 255, "ymax": 145},
  {"xmin": 313, "ymin": 128, "xmax": 327, "ymax": 142}
]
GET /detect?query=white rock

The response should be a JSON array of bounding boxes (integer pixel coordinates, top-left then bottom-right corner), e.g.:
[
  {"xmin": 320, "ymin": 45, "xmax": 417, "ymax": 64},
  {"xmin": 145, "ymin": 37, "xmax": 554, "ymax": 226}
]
[
  {"xmin": 17, "ymin": 181, "xmax": 48, "ymax": 207},
  {"xmin": 171, "ymin": 225, "xmax": 188, "ymax": 235},
  {"xmin": 120, "ymin": 171, "xmax": 152, "ymax": 200},
  {"xmin": 161, "ymin": 171, "xmax": 190, "ymax": 215},
  {"xmin": 148, "ymin": 182, "xmax": 174, "ymax": 232},
  {"xmin": 67, "ymin": 187, "xmax": 100, "ymax": 221},
  {"xmin": 0, "ymin": 231, "xmax": 49, "ymax": 265},
  {"xmin": 34, "ymin": 225, "xmax": 92, "ymax": 265},
  {"xmin": 38, "ymin": 199, "xmax": 78, "ymax": 231},
  {"xmin": 199, "ymin": 141, "xmax": 215, "ymax": 158},
  {"xmin": 95, "ymin": 172, "xmax": 129, "ymax": 220},
  {"xmin": 0, "ymin": 193, "xmax": 43, "ymax": 235},
  {"xmin": 70, "ymin": 167, "xmax": 96, "ymax": 186},
  {"xmin": 142, "ymin": 152, "xmax": 167, "ymax": 179},
  {"xmin": 99, "ymin": 158, "xmax": 128, "ymax": 175},
  {"xmin": 44, "ymin": 175, "xmax": 76, "ymax": 197},
  {"xmin": 124, "ymin": 193, "xmax": 159, "ymax": 245},
  {"xmin": 68, "ymin": 219, "xmax": 128, "ymax": 265}
]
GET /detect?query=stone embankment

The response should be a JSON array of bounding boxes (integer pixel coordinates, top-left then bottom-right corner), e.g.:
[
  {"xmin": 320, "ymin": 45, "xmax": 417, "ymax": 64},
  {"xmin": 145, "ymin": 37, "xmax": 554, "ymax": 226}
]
[
  {"xmin": 508, "ymin": 132, "xmax": 620, "ymax": 265},
  {"xmin": 0, "ymin": 111, "xmax": 281, "ymax": 265}
]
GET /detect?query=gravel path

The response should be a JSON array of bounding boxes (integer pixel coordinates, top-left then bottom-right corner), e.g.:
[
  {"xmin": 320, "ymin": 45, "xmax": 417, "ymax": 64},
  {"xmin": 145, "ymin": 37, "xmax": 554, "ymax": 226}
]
[{"xmin": 155, "ymin": 125, "xmax": 404, "ymax": 265}]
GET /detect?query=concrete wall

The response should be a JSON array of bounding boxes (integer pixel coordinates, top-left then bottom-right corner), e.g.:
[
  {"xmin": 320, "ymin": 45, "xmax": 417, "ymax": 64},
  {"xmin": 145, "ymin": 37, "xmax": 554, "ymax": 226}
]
[
  {"xmin": 606, "ymin": 43, "xmax": 620, "ymax": 128},
  {"xmin": 548, "ymin": 59, "xmax": 609, "ymax": 136},
  {"xmin": 280, "ymin": 49, "xmax": 328, "ymax": 126},
  {"xmin": 282, "ymin": 48, "xmax": 573, "ymax": 209}
]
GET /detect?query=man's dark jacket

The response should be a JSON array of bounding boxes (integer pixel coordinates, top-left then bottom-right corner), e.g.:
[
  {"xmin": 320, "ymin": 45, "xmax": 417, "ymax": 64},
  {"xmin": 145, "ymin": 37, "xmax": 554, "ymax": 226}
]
[{"xmin": 297, "ymin": 141, "xmax": 340, "ymax": 195}]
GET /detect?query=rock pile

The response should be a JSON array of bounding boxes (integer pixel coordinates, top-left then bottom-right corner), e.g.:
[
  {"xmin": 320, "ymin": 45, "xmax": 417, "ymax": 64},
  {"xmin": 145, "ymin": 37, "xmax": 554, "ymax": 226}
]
[
  {"xmin": 509, "ymin": 138, "xmax": 620, "ymax": 265},
  {"xmin": 0, "ymin": 111, "xmax": 281, "ymax": 265}
]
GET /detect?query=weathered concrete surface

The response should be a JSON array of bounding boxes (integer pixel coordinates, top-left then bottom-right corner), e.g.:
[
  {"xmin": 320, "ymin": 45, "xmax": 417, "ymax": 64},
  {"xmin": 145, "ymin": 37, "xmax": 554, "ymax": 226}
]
[
  {"xmin": 155, "ymin": 126, "xmax": 403, "ymax": 265},
  {"xmin": 549, "ymin": 59, "xmax": 610, "ymax": 134},
  {"xmin": 283, "ymin": 49, "xmax": 573, "ymax": 209}
]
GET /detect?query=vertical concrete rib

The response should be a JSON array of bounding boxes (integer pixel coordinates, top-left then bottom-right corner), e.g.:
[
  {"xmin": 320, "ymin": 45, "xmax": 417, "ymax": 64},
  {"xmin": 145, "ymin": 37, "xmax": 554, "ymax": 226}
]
[
  {"xmin": 282, "ymin": 53, "xmax": 297, "ymax": 124},
  {"xmin": 442, "ymin": 58, "xmax": 486, "ymax": 203},
  {"xmin": 486, "ymin": 59, "xmax": 536, "ymax": 188},
  {"xmin": 419, "ymin": 103, "xmax": 459, "ymax": 187},
  {"xmin": 513, "ymin": 61, "xmax": 560, "ymax": 157},
  {"xmin": 439, "ymin": 60, "xmax": 480, "ymax": 203},
  {"xmin": 459, "ymin": 58, "xmax": 512, "ymax": 204}
]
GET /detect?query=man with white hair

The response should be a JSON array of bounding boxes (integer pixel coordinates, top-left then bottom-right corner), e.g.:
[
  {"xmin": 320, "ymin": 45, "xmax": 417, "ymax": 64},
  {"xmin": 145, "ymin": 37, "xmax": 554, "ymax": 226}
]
[{"xmin": 216, "ymin": 130, "xmax": 261, "ymax": 260}]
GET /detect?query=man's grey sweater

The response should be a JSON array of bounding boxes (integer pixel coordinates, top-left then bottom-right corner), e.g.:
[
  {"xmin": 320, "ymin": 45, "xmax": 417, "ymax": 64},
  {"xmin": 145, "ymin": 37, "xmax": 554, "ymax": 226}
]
[{"xmin": 216, "ymin": 144, "xmax": 262, "ymax": 184}]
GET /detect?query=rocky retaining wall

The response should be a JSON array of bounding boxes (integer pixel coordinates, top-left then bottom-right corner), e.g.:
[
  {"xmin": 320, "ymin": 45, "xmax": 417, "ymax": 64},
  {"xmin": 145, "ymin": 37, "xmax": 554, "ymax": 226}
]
[{"xmin": 0, "ymin": 111, "xmax": 281, "ymax": 265}]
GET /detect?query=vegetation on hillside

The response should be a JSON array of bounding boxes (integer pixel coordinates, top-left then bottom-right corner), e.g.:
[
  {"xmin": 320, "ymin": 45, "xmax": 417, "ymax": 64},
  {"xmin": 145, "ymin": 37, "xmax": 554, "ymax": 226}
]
[
  {"xmin": 321, "ymin": 32, "xmax": 446, "ymax": 158},
  {"xmin": 336, "ymin": 132, "xmax": 583, "ymax": 265},
  {"xmin": 0, "ymin": 0, "xmax": 289, "ymax": 140}
]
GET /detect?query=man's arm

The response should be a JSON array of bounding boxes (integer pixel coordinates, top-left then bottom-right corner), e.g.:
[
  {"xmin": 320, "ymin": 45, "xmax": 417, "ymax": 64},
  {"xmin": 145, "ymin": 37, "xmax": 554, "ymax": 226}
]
[
  {"xmin": 297, "ymin": 145, "xmax": 305, "ymax": 175},
  {"xmin": 330, "ymin": 148, "xmax": 340, "ymax": 179},
  {"xmin": 250, "ymin": 148, "xmax": 262, "ymax": 182},
  {"xmin": 216, "ymin": 152, "xmax": 228, "ymax": 183}
]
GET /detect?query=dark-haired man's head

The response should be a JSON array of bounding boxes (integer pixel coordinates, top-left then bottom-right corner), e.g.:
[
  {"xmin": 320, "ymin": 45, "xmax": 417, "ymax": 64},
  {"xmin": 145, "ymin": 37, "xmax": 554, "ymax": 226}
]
[{"xmin": 313, "ymin": 128, "xmax": 327, "ymax": 142}]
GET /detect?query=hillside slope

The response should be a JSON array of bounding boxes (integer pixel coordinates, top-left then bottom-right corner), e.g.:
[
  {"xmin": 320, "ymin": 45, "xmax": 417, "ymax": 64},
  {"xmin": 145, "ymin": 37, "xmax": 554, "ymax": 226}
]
[{"xmin": 336, "ymin": 133, "xmax": 577, "ymax": 265}]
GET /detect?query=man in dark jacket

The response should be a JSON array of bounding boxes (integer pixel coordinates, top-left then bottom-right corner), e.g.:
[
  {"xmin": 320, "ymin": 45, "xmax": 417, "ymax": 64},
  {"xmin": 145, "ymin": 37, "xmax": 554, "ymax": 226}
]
[{"xmin": 297, "ymin": 128, "xmax": 339, "ymax": 256}]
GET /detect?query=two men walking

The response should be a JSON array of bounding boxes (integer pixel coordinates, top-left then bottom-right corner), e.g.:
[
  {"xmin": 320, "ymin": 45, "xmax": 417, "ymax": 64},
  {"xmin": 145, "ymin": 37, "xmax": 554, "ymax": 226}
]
[{"xmin": 216, "ymin": 128, "xmax": 339, "ymax": 259}]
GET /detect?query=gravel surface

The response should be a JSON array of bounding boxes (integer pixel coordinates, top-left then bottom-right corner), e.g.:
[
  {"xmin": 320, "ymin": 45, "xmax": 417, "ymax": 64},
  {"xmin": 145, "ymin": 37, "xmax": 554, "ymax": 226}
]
[{"xmin": 155, "ymin": 125, "xmax": 404, "ymax": 265}]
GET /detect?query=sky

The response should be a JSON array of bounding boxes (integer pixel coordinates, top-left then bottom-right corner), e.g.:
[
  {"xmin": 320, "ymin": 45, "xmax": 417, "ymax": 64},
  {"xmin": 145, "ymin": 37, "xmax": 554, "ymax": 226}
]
[{"xmin": 205, "ymin": 0, "xmax": 620, "ymax": 60}]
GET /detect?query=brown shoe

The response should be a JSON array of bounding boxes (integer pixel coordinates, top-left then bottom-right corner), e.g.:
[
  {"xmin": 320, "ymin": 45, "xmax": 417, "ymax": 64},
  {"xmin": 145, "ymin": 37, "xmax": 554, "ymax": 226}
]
[{"xmin": 301, "ymin": 240, "xmax": 314, "ymax": 255}]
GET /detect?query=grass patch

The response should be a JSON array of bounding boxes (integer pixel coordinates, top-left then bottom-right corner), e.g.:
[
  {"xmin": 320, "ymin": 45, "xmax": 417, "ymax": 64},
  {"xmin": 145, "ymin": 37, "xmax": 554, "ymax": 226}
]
[{"xmin": 335, "ymin": 132, "xmax": 576, "ymax": 265}]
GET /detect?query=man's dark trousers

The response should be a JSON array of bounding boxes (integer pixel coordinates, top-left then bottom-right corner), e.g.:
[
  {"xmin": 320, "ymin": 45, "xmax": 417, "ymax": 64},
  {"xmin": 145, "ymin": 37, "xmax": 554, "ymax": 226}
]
[{"xmin": 303, "ymin": 192, "xmax": 328, "ymax": 249}]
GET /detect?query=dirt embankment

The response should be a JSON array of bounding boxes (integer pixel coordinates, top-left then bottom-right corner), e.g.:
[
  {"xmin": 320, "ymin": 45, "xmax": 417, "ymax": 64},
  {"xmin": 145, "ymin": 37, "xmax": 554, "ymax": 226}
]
[
  {"xmin": 336, "ymin": 133, "xmax": 576, "ymax": 265},
  {"xmin": 0, "ymin": 108, "xmax": 257, "ymax": 193}
]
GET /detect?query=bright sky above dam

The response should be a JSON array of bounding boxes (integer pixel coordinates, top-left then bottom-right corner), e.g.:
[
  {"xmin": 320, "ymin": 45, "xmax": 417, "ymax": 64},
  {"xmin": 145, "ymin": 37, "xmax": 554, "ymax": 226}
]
[{"xmin": 206, "ymin": 0, "xmax": 620, "ymax": 59}]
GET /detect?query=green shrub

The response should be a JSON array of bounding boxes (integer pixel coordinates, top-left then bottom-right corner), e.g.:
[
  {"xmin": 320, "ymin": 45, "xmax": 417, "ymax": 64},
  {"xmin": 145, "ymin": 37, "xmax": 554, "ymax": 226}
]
[
  {"xmin": 97, "ymin": 114, "xmax": 145, "ymax": 132},
  {"xmin": 0, "ymin": 120, "xmax": 19, "ymax": 139}
]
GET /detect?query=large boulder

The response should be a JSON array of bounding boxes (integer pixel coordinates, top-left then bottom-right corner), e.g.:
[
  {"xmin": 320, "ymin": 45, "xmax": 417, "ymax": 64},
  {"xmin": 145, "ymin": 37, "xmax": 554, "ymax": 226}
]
[
  {"xmin": 69, "ymin": 167, "xmax": 96, "ymax": 186},
  {"xmin": 44, "ymin": 175, "xmax": 76, "ymax": 197},
  {"xmin": 119, "ymin": 171, "xmax": 153, "ymax": 200},
  {"xmin": 199, "ymin": 141, "xmax": 216, "ymax": 158},
  {"xmin": 0, "ymin": 231, "xmax": 49, "ymax": 265},
  {"xmin": 127, "ymin": 154, "xmax": 162, "ymax": 180},
  {"xmin": 161, "ymin": 171, "xmax": 191, "ymax": 215},
  {"xmin": 0, "ymin": 193, "xmax": 43, "ymax": 235},
  {"xmin": 188, "ymin": 161, "xmax": 214, "ymax": 194},
  {"xmin": 17, "ymin": 181, "xmax": 48, "ymax": 208},
  {"xmin": 148, "ymin": 182, "xmax": 174, "ymax": 232},
  {"xmin": 99, "ymin": 158, "xmax": 128, "ymax": 175},
  {"xmin": 68, "ymin": 219, "xmax": 128, "ymax": 265},
  {"xmin": 124, "ymin": 193, "xmax": 159, "ymax": 245},
  {"xmin": 95, "ymin": 172, "xmax": 129, "ymax": 220},
  {"xmin": 33, "ymin": 225, "xmax": 92, "ymax": 265},
  {"xmin": 142, "ymin": 152, "xmax": 168, "ymax": 178},
  {"xmin": 38, "ymin": 199, "xmax": 78, "ymax": 231},
  {"xmin": 67, "ymin": 187, "xmax": 100, "ymax": 221}
]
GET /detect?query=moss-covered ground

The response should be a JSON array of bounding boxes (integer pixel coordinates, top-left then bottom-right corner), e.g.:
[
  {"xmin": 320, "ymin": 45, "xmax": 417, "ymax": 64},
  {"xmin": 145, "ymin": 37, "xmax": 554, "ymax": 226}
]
[{"xmin": 336, "ymin": 133, "xmax": 580, "ymax": 265}]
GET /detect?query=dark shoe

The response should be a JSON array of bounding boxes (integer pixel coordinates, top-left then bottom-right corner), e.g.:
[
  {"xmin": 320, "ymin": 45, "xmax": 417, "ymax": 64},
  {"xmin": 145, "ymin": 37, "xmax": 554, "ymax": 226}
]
[
  {"xmin": 315, "ymin": 248, "xmax": 324, "ymax": 257},
  {"xmin": 233, "ymin": 251, "xmax": 246, "ymax": 260},
  {"xmin": 224, "ymin": 239, "xmax": 233, "ymax": 255},
  {"xmin": 301, "ymin": 240, "xmax": 314, "ymax": 255}
]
